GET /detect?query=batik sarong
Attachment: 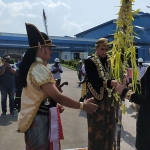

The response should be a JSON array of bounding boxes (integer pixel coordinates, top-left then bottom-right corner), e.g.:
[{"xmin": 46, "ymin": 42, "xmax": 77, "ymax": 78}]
[
  {"xmin": 25, "ymin": 107, "xmax": 64, "ymax": 150},
  {"xmin": 25, "ymin": 113, "xmax": 49, "ymax": 150},
  {"xmin": 86, "ymin": 91, "xmax": 116, "ymax": 150}
]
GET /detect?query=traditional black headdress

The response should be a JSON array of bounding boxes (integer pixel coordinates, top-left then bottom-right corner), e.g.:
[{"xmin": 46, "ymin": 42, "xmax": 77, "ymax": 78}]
[{"xmin": 25, "ymin": 23, "xmax": 56, "ymax": 48}]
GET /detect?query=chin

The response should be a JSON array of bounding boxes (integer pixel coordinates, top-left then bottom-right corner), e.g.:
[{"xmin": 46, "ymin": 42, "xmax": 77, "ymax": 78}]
[
  {"xmin": 100, "ymin": 56, "xmax": 106, "ymax": 59},
  {"xmin": 47, "ymin": 57, "xmax": 50, "ymax": 61}
]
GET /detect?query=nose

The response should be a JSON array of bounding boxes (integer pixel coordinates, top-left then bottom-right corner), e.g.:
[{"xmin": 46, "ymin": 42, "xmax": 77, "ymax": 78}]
[{"xmin": 103, "ymin": 51, "xmax": 107, "ymax": 55}]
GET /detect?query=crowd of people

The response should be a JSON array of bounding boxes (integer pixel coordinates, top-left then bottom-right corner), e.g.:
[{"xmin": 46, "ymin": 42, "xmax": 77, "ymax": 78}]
[
  {"xmin": 0, "ymin": 22, "xmax": 149, "ymax": 150},
  {"xmin": 0, "ymin": 54, "xmax": 23, "ymax": 117}
]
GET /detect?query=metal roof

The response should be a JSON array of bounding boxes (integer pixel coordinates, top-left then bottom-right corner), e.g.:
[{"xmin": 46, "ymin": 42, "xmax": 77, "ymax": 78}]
[
  {"xmin": 75, "ymin": 12, "xmax": 150, "ymax": 37},
  {"xmin": 0, "ymin": 32, "xmax": 96, "ymax": 42}
]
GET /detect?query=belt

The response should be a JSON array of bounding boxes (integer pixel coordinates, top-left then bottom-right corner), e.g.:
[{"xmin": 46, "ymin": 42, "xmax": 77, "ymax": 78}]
[{"xmin": 37, "ymin": 97, "xmax": 57, "ymax": 115}]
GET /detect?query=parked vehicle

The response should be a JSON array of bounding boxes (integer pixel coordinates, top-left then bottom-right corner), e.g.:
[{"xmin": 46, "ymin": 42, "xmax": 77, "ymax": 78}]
[
  {"xmin": 126, "ymin": 63, "xmax": 150, "ymax": 82},
  {"xmin": 142, "ymin": 63, "xmax": 150, "ymax": 67}
]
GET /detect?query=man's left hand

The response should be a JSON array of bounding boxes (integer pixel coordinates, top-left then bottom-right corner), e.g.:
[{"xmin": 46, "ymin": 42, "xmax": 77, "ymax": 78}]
[{"xmin": 115, "ymin": 84, "xmax": 127, "ymax": 95}]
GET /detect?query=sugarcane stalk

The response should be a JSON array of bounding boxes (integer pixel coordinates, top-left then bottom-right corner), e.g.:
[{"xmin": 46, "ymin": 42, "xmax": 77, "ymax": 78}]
[{"xmin": 108, "ymin": 0, "xmax": 140, "ymax": 149}]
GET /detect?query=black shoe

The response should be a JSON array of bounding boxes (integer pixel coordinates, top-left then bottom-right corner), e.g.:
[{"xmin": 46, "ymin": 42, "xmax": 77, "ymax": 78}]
[
  {"xmin": 10, "ymin": 112, "xmax": 15, "ymax": 117},
  {"xmin": 1, "ymin": 112, "xmax": 6, "ymax": 117}
]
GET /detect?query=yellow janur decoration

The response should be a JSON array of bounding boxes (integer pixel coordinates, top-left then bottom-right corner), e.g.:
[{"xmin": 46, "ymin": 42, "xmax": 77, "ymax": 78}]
[{"xmin": 108, "ymin": 0, "xmax": 140, "ymax": 113}]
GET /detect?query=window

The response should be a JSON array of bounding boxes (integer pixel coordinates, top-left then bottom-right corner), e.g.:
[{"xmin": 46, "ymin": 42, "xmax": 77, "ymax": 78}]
[
  {"xmin": 65, "ymin": 55, "xmax": 67, "ymax": 59},
  {"xmin": 80, "ymin": 53, "xmax": 84, "ymax": 59}
]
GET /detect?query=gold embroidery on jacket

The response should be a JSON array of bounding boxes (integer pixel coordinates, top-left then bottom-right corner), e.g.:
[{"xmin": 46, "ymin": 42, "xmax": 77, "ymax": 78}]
[
  {"xmin": 29, "ymin": 61, "xmax": 55, "ymax": 89},
  {"xmin": 81, "ymin": 82, "xmax": 86, "ymax": 98},
  {"xmin": 86, "ymin": 56, "xmax": 111, "ymax": 100},
  {"xmin": 90, "ymin": 57, "xmax": 110, "ymax": 79},
  {"xmin": 87, "ymin": 82, "xmax": 104, "ymax": 100}
]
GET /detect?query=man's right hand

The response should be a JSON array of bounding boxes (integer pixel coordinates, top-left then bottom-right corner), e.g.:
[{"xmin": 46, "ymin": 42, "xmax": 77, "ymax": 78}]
[
  {"xmin": 83, "ymin": 97, "xmax": 98, "ymax": 114},
  {"xmin": 111, "ymin": 80, "xmax": 119, "ymax": 88},
  {"xmin": 4, "ymin": 62, "xmax": 10, "ymax": 68}
]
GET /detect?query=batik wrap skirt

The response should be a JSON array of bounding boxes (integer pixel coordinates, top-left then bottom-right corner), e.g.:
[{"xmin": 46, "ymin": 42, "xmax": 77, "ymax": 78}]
[
  {"xmin": 86, "ymin": 91, "xmax": 116, "ymax": 150},
  {"xmin": 25, "ymin": 113, "xmax": 49, "ymax": 150}
]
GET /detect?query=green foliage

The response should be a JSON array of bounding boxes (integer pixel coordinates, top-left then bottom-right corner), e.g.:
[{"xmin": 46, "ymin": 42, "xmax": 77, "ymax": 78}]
[
  {"xmin": 89, "ymin": 47, "xmax": 95, "ymax": 56},
  {"xmin": 60, "ymin": 59, "xmax": 78, "ymax": 70}
]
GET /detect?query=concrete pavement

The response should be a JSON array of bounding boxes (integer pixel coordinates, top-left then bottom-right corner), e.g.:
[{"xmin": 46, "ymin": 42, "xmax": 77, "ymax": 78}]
[{"xmin": 0, "ymin": 65, "xmax": 137, "ymax": 150}]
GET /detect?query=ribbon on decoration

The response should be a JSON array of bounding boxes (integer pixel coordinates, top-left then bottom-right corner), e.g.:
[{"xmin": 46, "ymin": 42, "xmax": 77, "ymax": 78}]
[{"xmin": 49, "ymin": 106, "xmax": 64, "ymax": 150}]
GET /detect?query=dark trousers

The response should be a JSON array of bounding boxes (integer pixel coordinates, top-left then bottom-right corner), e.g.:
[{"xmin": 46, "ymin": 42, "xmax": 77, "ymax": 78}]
[
  {"xmin": 15, "ymin": 90, "xmax": 22, "ymax": 112},
  {"xmin": 57, "ymin": 79, "xmax": 61, "ymax": 85},
  {"xmin": 15, "ymin": 98, "xmax": 21, "ymax": 112},
  {"xmin": 1, "ymin": 87, "xmax": 15, "ymax": 113},
  {"xmin": 78, "ymin": 72, "xmax": 82, "ymax": 81}
]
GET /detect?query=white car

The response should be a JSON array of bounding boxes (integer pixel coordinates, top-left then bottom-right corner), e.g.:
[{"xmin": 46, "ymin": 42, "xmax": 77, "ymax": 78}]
[
  {"xmin": 142, "ymin": 63, "xmax": 150, "ymax": 67},
  {"xmin": 127, "ymin": 63, "xmax": 150, "ymax": 80}
]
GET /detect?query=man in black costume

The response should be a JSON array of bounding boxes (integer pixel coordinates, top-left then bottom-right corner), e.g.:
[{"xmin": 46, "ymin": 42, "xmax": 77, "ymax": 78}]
[{"xmin": 85, "ymin": 38, "xmax": 118, "ymax": 150}]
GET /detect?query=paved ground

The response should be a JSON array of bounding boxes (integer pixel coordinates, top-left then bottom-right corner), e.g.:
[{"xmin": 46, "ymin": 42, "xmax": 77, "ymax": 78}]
[{"xmin": 0, "ymin": 65, "xmax": 137, "ymax": 150}]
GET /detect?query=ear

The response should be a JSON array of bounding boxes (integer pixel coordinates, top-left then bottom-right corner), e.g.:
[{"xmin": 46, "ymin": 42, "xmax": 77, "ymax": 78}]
[{"xmin": 37, "ymin": 47, "xmax": 43, "ymax": 56}]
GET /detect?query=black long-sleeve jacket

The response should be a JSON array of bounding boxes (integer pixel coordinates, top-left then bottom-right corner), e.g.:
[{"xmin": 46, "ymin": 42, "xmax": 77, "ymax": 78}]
[
  {"xmin": 122, "ymin": 66, "xmax": 150, "ymax": 150},
  {"xmin": 85, "ymin": 56, "xmax": 112, "ymax": 100}
]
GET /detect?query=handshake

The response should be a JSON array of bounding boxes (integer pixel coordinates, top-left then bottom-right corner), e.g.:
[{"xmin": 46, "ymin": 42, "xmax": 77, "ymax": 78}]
[{"xmin": 111, "ymin": 80, "xmax": 127, "ymax": 95}]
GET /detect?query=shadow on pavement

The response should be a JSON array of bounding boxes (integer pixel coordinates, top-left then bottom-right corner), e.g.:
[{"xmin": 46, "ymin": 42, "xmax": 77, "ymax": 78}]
[
  {"xmin": 0, "ymin": 113, "xmax": 18, "ymax": 126},
  {"xmin": 130, "ymin": 114, "xmax": 137, "ymax": 119},
  {"xmin": 126, "ymin": 105, "xmax": 136, "ymax": 115},
  {"xmin": 121, "ymin": 125, "xmax": 136, "ymax": 149},
  {"xmin": 79, "ymin": 110, "xmax": 87, "ymax": 119}
]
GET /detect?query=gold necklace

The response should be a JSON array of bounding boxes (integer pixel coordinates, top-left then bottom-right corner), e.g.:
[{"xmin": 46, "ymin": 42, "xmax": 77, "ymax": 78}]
[{"xmin": 94, "ymin": 54, "xmax": 113, "ymax": 97}]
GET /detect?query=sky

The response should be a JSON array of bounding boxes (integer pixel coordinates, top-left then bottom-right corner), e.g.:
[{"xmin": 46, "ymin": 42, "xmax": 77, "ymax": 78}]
[{"xmin": 0, "ymin": 0, "xmax": 149, "ymax": 37}]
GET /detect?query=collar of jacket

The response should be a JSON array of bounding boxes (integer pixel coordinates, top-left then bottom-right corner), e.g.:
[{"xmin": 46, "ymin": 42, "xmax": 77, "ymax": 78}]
[{"xmin": 36, "ymin": 57, "xmax": 47, "ymax": 66}]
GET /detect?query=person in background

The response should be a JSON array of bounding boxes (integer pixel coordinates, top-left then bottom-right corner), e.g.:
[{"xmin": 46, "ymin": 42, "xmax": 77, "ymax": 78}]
[
  {"xmin": 14, "ymin": 68, "xmax": 22, "ymax": 112},
  {"xmin": 0, "ymin": 54, "xmax": 16, "ymax": 117},
  {"xmin": 138, "ymin": 58, "xmax": 146, "ymax": 81},
  {"xmin": 16, "ymin": 52, "xmax": 25, "ymax": 69},
  {"xmin": 77, "ymin": 60, "xmax": 82, "ymax": 86},
  {"xmin": 78, "ymin": 56, "xmax": 91, "ymax": 102},
  {"xmin": 81, "ymin": 59, "xmax": 86, "ymax": 80},
  {"xmin": 14, "ymin": 52, "xmax": 25, "ymax": 111},
  {"xmin": 51, "ymin": 58, "xmax": 63, "ymax": 85}
]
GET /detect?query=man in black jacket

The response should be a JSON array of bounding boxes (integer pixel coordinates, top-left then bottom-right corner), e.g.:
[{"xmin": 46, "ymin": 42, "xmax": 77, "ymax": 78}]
[{"xmin": 85, "ymin": 38, "xmax": 118, "ymax": 150}]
